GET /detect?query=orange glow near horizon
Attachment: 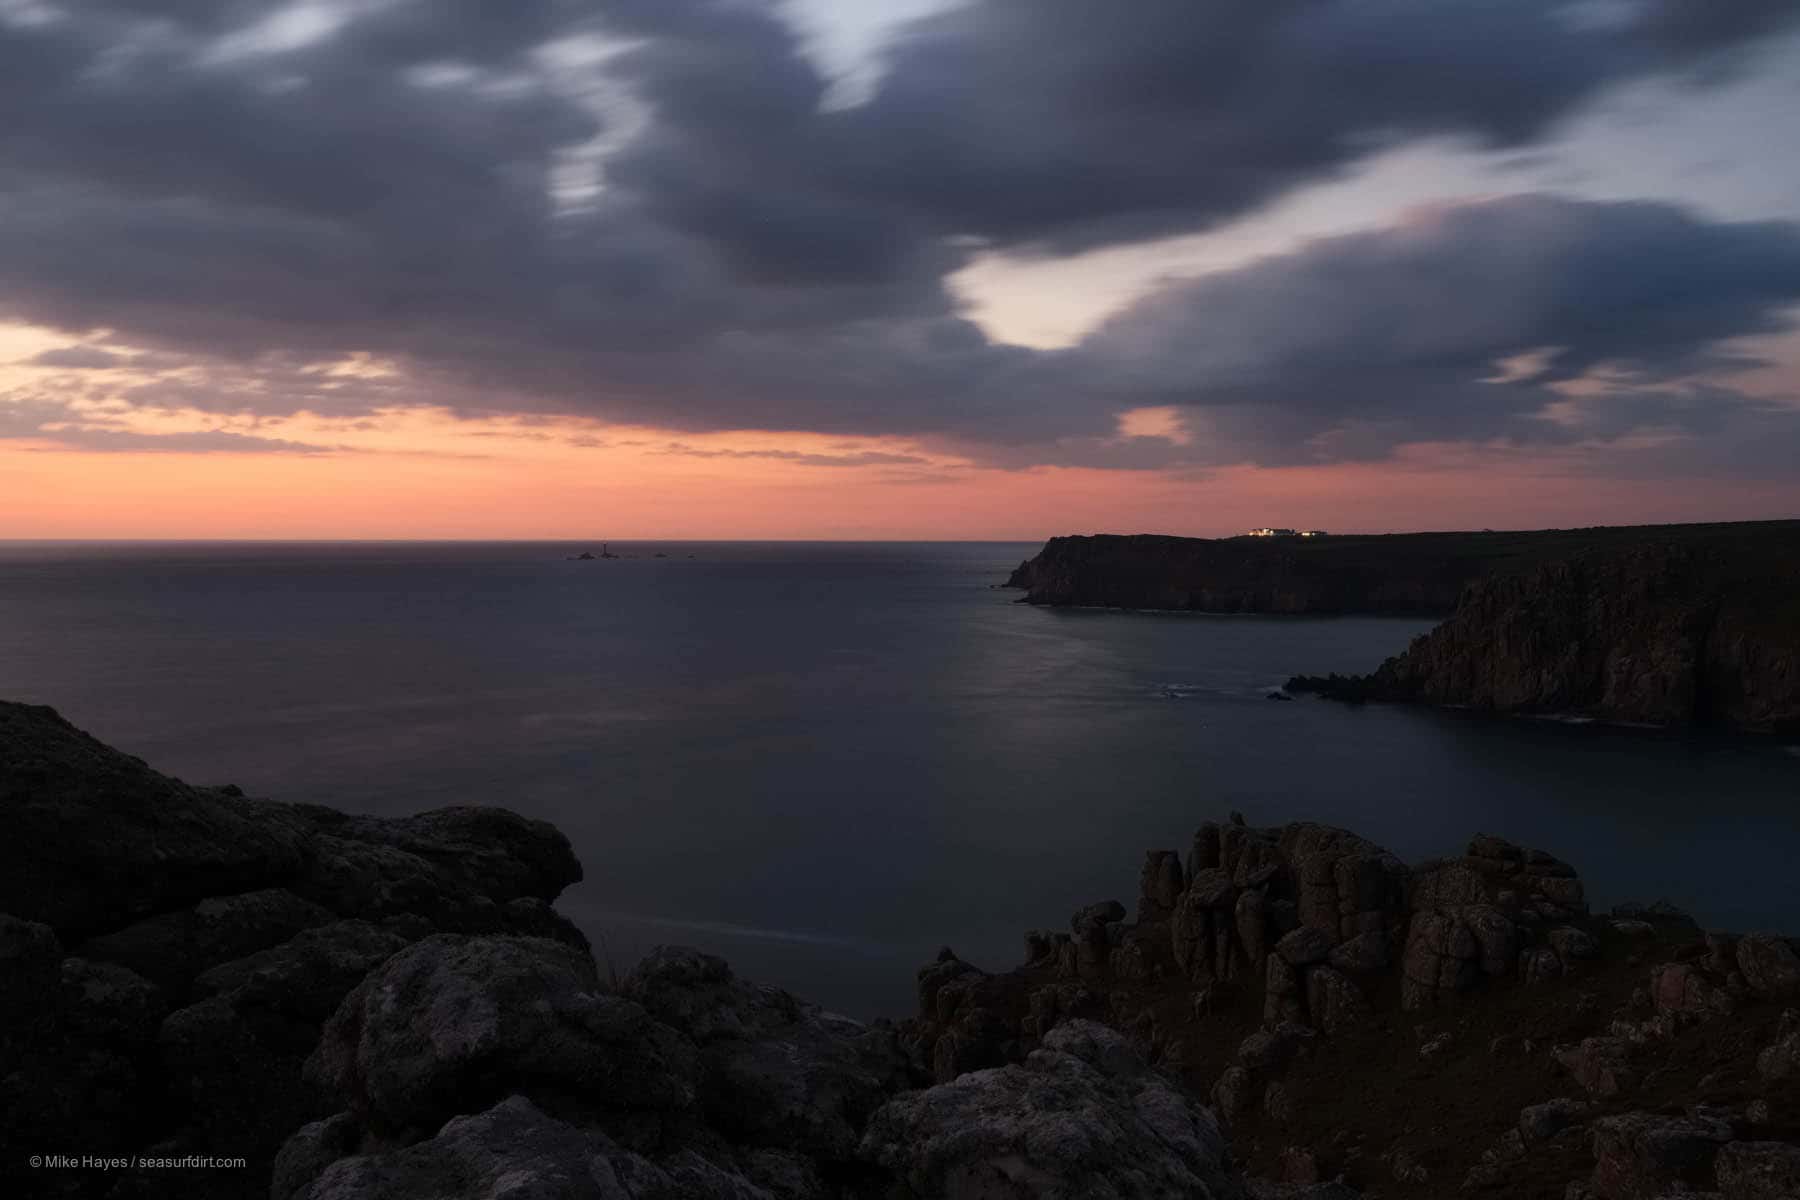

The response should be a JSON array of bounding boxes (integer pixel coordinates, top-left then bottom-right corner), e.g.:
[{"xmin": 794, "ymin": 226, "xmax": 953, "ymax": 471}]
[
  {"xmin": 5, "ymin": 323, "xmax": 1799, "ymax": 541},
  {"xmin": 6, "ymin": 417, "xmax": 1799, "ymax": 541}
]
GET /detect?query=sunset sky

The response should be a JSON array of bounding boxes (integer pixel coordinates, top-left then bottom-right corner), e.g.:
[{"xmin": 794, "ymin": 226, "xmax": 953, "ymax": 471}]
[{"xmin": 5, "ymin": 0, "xmax": 1800, "ymax": 539}]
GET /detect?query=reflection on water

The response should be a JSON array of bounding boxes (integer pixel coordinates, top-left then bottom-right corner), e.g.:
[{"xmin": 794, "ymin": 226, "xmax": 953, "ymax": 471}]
[{"xmin": 2, "ymin": 540, "xmax": 1796, "ymax": 1017}]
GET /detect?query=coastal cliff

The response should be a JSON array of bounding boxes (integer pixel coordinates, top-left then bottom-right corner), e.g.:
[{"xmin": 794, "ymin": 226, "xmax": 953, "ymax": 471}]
[
  {"xmin": 1005, "ymin": 521, "xmax": 1800, "ymax": 619},
  {"xmin": 5, "ymin": 703, "xmax": 1798, "ymax": 1198},
  {"xmin": 1288, "ymin": 539, "xmax": 1800, "ymax": 733}
]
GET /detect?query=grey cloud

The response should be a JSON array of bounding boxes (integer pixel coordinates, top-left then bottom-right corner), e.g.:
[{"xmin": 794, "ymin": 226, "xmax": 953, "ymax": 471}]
[
  {"xmin": 1070, "ymin": 194, "xmax": 1800, "ymax": 465},
  {"xmin": 27, "ymin": 346, "xmax": 127, "ymax": 369},
  {"xmin": 30, "ymin": 427, "xmax": 343, "ymax": 454},
  {"xmin": 1, "ymin": 1, "xmax": 1799, "ymax": 472},
  {"xmin": 655, "ymin": 443, "xmax": 929, "ymax": 467},
  {"xmin": 0, "ymin": 391, "xmax": 339, "ymax": 452}
]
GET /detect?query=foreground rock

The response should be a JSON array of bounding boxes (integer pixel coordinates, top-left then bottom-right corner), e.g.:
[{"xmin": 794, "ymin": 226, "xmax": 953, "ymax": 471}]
[
  {"xmin": 280, "ymin": 939, "xmax": 922, "ymax": 1199},
  {"xmin": 8, "ymin": 701, "xmax": 1800, "ymax": 1199},
  {"xmin": 6, "ymin": 702, "xmax": 1265, "ymax": 1200},
  {"xmin": 902, "ymin": 814, "xmax": 1800, "ymax": 1198},
  {"xmin": 0, "ymin": 701, "xmax": 583, "ymax": 1195},
  {"xmin": 862, "ymin": 1020, "xmax": 1245, "ymax": 1199}
]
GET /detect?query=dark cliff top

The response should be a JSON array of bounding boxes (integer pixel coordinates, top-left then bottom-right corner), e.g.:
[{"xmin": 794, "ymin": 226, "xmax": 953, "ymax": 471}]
[
  {"xmin": 1007, "ymin": 519, "xmax": 1800, "ymax": 615},
  {"xmin": 1027, "ymin": 519, "xmax": 1800, "ymax": 572}
]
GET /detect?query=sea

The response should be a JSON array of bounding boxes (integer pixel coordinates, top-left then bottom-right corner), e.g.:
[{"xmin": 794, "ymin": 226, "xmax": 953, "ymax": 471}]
[{"xmin": 3, "ymin": 540, "xmax": 1797, "ymax": 1018}]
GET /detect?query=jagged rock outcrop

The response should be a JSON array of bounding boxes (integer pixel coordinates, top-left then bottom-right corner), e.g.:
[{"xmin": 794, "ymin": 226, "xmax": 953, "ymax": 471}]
[
  {"xmin": 1289, "ymin": 540, "xmax": 1800, "ymax": 733},
  {"xmin": 906, "ymin": 821, "xmax": 1595, "ymax": 1084}
]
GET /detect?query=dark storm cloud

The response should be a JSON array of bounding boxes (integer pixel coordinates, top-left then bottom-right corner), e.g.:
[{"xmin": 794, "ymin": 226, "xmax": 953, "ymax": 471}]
[
  {"xmin": 818, "ymin": 0, "xmax": 1800, "ymax": 254},
  {"xmin": 1071, "ymin": 195, "xmax": 1800, "ymax": 465},
  {"xmin": 1635, "ymin": 0, "xmax": 1800, "ymax": 51},
  {"xmin": 2, "ymin": 0, "xmax": 1799, "ymax": 468}
]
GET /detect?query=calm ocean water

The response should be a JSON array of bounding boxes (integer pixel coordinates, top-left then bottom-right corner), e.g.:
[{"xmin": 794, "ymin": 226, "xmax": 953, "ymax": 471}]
[{"xmin": 3, "ymin": 540, "xmax": 1797, "ymax": 1017}]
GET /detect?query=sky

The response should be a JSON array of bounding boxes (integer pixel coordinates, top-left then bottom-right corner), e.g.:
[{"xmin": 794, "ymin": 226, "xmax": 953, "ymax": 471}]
[{"xmin": 4, "ymin": 0, "xmax": 1800, "ymax": 539}]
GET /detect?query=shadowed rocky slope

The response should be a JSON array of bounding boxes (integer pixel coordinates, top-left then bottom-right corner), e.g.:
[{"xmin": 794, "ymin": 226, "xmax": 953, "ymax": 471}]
[{"xmin": 4, "ymin": 701, "xmax": 1797, "ymax": 1198}]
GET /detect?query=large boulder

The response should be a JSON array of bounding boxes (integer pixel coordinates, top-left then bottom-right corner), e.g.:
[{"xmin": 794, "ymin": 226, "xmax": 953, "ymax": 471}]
[
  {"xmin": 1304, "ymin": 966, "xmax": 1369, "ymax": 1034},
  {"xmin": 158, "ymin": 921, "xmax": 413, "ymax": 1164},
  {"xmin": 307, "ymin": 935, "xmax": 696, "ymax": 1137},
  {"xmin": 1715, "ymin": 1140, "xmax": 1800, "ymax": 1200},
  {"xmin": 1757, "ymin": 1009, "xmax": 1800, "ymax": 1081},
  {"xmin": 1, "ymin": 914, "xmax": 167, "ymax": 1153},
  {"xmin": 1518, "ymin": 1098, "xmax": 1590, "ymax": 1144},
  {"xmin": 282, "ymin": 1094, "xmax": 772, "ymax": 1200},
  {"xmin": 1648, "ymin": 961, "xmax": 1735, "ymax": 1020},
  {"xmin": 75, "ymin": 887, "xmax": 334, "ymax": 998},
  {"xmin": 1274, "ymin": 927, "xmax": 1333, "ymax": 968},
  {"xmin": 624, "ymin": 946, "xmax": 911, "ymax": 1161},
  {"xmin": 861, "ymin": 1020, "xmax": 1246, "ymax": 1199},
  {"xmin": 1138, "ymin": 850, "xmax": 1185, "ymax": 920},
  {"xmin": 1278, "ymin": 825, "xmax": 1406, "ymax": 941},
  {"xmin": 1172, "ymin": 869, "xmax": 1239, "ymax": 984},
  {"xmin": 9, "ymin": 954, "xmax": 166, "ymax": 1153},
  {"xmin": 1400, "ymin": 911, "xmax": 1478, "ymax": 1009},
  {"xmin": 1588, "ymin": 1111, "xmax": 1733, "ymax": 1199},
  {"xmin": 1555, "ymin": 1037, "xmax": 1637, "ymax": 1097},
  {"xmin": 1735, "ymin": 932, "xmax": 1800, "ymax": 1001},
  {"xmin": 292, "ymin": 806, "xmax": 583, "ymax": 923},
  {"xmin": 0, "ymin": 913, "xmax": 64, "ymax": 1072}
]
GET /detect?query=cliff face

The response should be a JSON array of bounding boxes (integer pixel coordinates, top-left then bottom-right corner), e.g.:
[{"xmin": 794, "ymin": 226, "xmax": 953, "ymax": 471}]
[{"xmin": 1290, "ymin": 542, "xmax": 1800, "ymax": 733}]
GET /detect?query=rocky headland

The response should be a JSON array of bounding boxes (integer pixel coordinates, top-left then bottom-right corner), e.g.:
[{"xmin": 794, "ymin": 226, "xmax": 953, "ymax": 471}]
[
  {"xmin": 4, "ymin": 701, "xmax": 1798, "ymax": 1198},
  {"xmin": 1003, "ymin": 523, "xmax": 1799, "ymax": 616},
  {"xmin": 1285, "ymin": 536, "xmax": 1800, "ymax": 734},
  {"xmin": 1007, "ymin": 521, "xmax": 1800, "ymax": 732}
]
